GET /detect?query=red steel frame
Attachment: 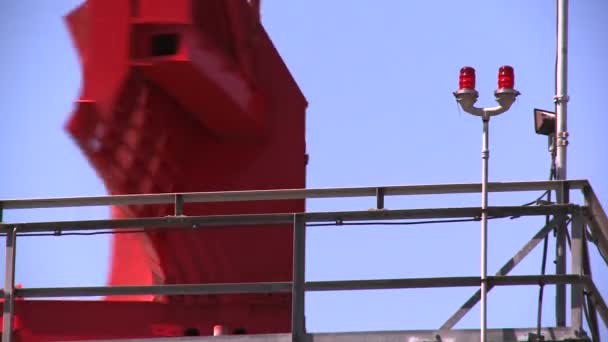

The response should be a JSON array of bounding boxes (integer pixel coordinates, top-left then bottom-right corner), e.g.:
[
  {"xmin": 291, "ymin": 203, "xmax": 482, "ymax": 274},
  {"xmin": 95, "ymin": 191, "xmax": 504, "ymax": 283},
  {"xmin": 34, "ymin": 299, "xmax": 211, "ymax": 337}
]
[{"xmin": 1, "ymin": 0, "xmax": 307, "ymax": 340}]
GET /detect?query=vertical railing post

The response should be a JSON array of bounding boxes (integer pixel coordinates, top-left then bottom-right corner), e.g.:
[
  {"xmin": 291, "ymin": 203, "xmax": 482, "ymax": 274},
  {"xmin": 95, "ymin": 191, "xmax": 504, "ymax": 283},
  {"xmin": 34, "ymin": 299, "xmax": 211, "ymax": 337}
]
[
  {"xmin": 291, "ymin": 214, "xmax": 306, "ymax": 342},
  {"xmin": 376, "ymin": 188, "xmax": 385, "ymax": 210},
  {"xmin": 2, "ymin": 227, "xmax": 17, "ymax": 342},
  {"xmin": 174, "ymin": 194, "xmax": 184, "ymax": 216},
  {"xmin": 570, "ymin": 211, "xmax": 583, "ymax": 335}
]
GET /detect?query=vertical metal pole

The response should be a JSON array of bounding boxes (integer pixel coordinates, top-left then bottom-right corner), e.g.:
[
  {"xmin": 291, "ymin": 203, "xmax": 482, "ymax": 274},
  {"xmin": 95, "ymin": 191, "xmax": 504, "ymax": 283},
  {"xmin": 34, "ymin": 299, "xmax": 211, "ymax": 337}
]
[
  {"xmin": 555, "ymin": 185, "xmax": 568, "ymax": 327},
  {"xmin": 291, "ymin": 214, "xmax": 306, "ymax": 342},
  {"xmin": 570, "ymin": 212, "xmax": 583, "ymax": 335},
  {"xmin": 555, "ymin": 0, "xmax": 569, "ymax": 182},
  {"xmin": 554, "ymin": 0, "xmax": 569, "ymax": 326},
  {"xmin": 3, "ymin": 227, "xmax": 17, "ymax": 342},
  {"xmin": 174, "ymin": 194, "xmax": 184, "ymax": 216},
  {"xmin": 480, "ymin": 116, "xmax": 490, "ymax": 342},
  {"xmin": 555, "ymin": 181, "xmax": 569, "ymax": 327},
  {"xmin": 376, "ymin": 188, "xmax": 385, "ymax": 210}
]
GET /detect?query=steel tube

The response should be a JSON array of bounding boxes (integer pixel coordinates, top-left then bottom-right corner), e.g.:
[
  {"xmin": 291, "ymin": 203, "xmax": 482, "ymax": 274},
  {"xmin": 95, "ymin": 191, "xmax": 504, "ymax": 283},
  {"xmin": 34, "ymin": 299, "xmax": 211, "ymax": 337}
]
[
  {"xmin": 0, "ymin": 180, "xmax": 588, "ymax": 210},
  {"xmin": 292, "ymin": 215, "xmax": 306, "ymax": 341},
  {"xmin": 555, "ymin": 0, "xmax": 569, "ymax": 185},
  {"xmin": 554, "ymin": 0, "xmax": 570, "ymax": 327},
  {"xmin": 376, "ymin": 188, "xmax": 385, "ymax": 210},
  {"xmin": 13, "ymin": 275, "xmax": 586, "ymax": 299},
  {"xmin": 0, "ymin": 205, "xmax": 578, "ymax": 233},
  {"xmin": 480, "ymin": 117, "xmax": 490, "ymax": 342},
  {"xmin": 16, "ymin": 282, "xmax": 292, "ymax": 298},
  {"xmin": 556, "ymin": 185, "xmax": 569, "ymax": 327},
  {"xmin": 2, "ymin": 227, "xmax": 16, "ymax": 342},
  {"xmin": 306, "ymin": 275, "xmax": 584, "ymax": 292}
]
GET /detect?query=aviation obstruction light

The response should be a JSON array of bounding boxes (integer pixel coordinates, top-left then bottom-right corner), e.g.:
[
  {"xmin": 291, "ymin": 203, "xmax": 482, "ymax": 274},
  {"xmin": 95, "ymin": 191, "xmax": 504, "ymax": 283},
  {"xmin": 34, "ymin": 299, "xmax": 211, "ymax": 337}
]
[
  {"xmin": 459, "ymin": 66, "xmax": 476, "ymax": 90},
  {"xmin": 453, "ymin": 66, "xmax": 519, "ymax": 117},
  {"xmin": 452, "ymin": 66, "xmax": 520, "ymax": 342},
  {"xmin": 497, "ymin": 65, "xmax": 515, "ymax": 89},
  {"xmin": 534, "ymin": 108, "xmax": 556, "ymax": 136}
]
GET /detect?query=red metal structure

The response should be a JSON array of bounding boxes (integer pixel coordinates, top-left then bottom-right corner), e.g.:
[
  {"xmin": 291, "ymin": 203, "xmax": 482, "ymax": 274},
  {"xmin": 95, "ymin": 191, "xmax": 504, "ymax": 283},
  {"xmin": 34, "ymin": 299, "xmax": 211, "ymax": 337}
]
[{"xmin": 6, "ymin": 0, "xmax": 307, "ymax": 340}]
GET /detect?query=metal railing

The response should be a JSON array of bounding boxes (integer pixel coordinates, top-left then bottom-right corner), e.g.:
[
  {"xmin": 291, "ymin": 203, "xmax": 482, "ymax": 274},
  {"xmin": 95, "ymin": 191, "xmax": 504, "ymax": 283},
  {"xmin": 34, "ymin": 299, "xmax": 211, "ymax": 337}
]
[{"xmin": 1, "ymin": 179, "xmax": 607, "ymax": 342}]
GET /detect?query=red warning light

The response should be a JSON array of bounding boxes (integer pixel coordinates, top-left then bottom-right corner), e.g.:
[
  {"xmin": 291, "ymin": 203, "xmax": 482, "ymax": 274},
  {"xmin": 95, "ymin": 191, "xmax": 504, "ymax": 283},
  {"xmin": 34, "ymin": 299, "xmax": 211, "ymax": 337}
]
[
  {"xmin": 459, "ymin": 67, "xmax": 476, "ymax": 90},
  {"xmin": 498, "ymin": 65, "xmax": 515, "ymax": 89}
]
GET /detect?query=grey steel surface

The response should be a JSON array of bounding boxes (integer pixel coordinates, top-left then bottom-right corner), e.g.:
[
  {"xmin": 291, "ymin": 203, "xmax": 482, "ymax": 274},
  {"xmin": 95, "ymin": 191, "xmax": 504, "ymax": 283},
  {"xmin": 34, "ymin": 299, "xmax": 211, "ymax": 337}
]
[
  {"xmin": 0, "ymin": 205, "xmax": 578, "ymax": 233},
  {"xmin": 65, "ymin": 327, "xmax": 583, "ymax": 342},
  {"xmin": 441, "ymin": 217, "xmax": 558, "ymax": 329},
  {"xmin": 291, "ymin": 215, "xmax": 306, "ymax": 341},
  {"xmin": 2, "ymin": 228, "xmax": 16, "ymax": 342},
  {"xmin": 0, "ymin": 180, "xmax": 589, "ymax": 210}
]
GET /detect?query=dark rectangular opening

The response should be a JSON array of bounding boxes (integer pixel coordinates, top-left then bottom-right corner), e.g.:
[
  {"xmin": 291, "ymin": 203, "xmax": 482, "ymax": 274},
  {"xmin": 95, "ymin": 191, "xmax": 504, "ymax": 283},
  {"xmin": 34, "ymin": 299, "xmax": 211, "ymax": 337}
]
[{"xmin": 150, "ymin": 33, "xmax": 179, "ymax": 57}]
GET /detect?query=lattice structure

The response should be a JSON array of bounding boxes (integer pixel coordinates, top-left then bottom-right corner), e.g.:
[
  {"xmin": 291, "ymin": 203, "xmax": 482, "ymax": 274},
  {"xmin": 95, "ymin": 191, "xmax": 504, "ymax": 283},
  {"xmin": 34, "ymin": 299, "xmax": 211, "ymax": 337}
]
[{"xmin": 0, "ymin": 180, "xmax": 606, "ymax": 341}]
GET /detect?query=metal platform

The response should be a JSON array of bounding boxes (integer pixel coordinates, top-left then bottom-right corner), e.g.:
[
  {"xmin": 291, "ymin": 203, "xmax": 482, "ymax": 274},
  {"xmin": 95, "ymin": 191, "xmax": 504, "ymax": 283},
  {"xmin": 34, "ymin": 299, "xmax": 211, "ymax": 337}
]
[
  {"xmin": 69, "ymin": 327, "xmax": 588, "ymax": 342},
  {"xmin": 1, "ymin": 179, "xmax": 607, "ymax": 341}
]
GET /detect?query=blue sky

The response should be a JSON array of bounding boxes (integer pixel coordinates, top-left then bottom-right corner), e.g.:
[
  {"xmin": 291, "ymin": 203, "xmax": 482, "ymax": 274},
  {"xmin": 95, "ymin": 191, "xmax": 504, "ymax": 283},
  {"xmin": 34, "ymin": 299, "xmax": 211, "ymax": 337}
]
[{"xmin": 0, "ymin": 0, "xmax": 607, "ymax": 339}]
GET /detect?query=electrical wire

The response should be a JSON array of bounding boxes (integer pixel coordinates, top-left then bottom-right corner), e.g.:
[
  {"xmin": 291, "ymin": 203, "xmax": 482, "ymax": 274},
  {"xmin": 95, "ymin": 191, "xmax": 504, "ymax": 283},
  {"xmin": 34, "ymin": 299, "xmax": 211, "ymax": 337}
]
[
  {"xmin": 1, "ymin": 216, "xmax": 516, "ymax": 238},
  {"xmin": 306, "ymin": 217, "xmax": 488, "ymax": 227},
  {"xmin": 536, "ymin": 152, "xmax": 557, "ymax": 337},
  {"xmin": 2, "ymin": 229, "xmax": 147, "ymax": 238},
  {"xmin": 3, "ymin": 188, "xmax": 557, "ymax": 236}
]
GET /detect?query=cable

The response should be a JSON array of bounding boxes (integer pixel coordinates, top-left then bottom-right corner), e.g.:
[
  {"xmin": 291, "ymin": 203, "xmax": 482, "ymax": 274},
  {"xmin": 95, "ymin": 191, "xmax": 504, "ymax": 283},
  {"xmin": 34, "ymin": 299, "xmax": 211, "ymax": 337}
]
[
  {"xmin": 305, "ymin": 217, "xmax": 487, "ymax": 227},
  {"xmin": 4, "ymin": 229, "xmax": 147, "ymax": 238},
  {"xmin": 536, "ymin": 148, "xmax": 557, "ymax": 337},
  {"xmin": 1, "ymin": 216, "xmax": 514, "ymax": 238},
  {"xmin": 2, "ymin": 181, "xmax": 557, "ymax": 237},
  {"xmin": 306, "ymin": 216, "xmax": 515, "ymax": 228},
  {"xmin": 536, "ymin": 224, "xmax": 550, "ymax": 337}
]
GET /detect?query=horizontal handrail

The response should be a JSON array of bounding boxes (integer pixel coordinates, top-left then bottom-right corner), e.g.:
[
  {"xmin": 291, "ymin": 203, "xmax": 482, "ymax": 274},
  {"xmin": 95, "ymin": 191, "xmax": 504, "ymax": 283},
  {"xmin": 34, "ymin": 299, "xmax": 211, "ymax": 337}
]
[
  {"xmin": 11, "ymin": 274, "xmax": 589, "ymax": 298},
  {"xmin": 11, "ymin": 274, "xmax": 606, "ymax": 328},
  {"xmin": 1, "ymin": 205, "xmax": 578, "ymax": 233},
  {"xmin": 16, "ymin": 282, "xmax": 292, "ymax": 298},
  {"xmin": 0, "ymin": 180, "xmax": 589, "ymax": 210}
]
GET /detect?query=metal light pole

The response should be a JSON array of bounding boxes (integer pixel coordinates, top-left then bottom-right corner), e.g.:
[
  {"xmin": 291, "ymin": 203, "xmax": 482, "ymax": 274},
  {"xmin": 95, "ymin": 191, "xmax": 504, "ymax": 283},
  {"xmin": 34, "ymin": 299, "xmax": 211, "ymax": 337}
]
[
  {"xmin": 554, "ymin": 0, "xmax": 569, "ymax": 326},
  {"xmin": 454, "ymin": 66, "xmax": 520, "ymax": 342}
]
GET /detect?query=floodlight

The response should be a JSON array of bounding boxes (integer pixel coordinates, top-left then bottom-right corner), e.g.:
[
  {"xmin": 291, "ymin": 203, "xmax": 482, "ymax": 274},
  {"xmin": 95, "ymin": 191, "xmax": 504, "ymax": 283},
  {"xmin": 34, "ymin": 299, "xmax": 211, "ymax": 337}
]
[{"xmin": 534, "ymin": 108, "xmax": 556, "ymax": 136}]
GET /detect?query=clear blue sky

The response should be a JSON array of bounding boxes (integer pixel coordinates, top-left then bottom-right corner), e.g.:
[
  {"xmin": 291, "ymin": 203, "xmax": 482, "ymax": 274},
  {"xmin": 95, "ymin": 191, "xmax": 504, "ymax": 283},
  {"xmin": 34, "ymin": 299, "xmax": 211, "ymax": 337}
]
[{"xmin": 0, "ymin": 0, "xmax": 606, "ymax": 339}]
